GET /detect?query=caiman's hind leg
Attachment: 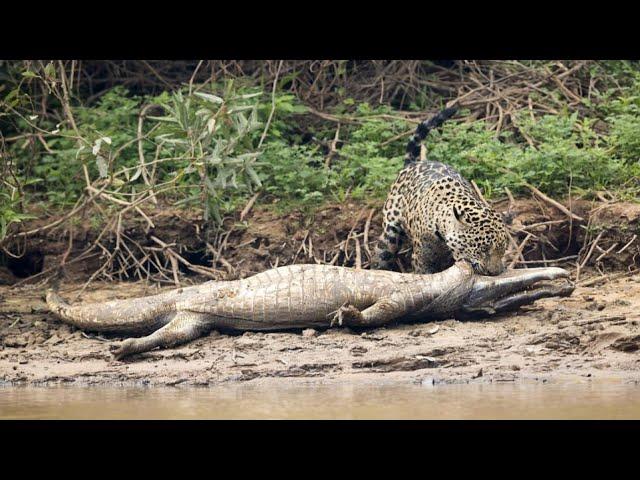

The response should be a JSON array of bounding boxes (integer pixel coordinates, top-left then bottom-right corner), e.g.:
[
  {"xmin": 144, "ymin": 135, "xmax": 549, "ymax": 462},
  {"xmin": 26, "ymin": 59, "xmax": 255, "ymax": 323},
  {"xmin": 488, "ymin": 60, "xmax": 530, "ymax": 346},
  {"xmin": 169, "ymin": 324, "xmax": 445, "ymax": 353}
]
[{"xmin": 110, "ymin": 311, "xmax": 211, "ymax": 360}]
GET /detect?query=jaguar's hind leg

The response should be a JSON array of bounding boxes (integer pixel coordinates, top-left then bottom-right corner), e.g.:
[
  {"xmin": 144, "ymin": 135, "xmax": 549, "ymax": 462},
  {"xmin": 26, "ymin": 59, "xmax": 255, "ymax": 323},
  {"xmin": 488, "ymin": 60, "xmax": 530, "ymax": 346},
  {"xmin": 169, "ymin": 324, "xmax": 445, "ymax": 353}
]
[
  {"xmin": 411, "ymin": 235, "xmax": 453, "ymax": 274},
  {"xmin": 410, "ymin": 239, "xmax": 438, "ymax": 274},
  {"xmin": 374, "ymin": 221, "xmax": 406, "ymax": 271},
  {"xmin": 373, "ymin": 197, "xmax": 406, "ymax": 271}
]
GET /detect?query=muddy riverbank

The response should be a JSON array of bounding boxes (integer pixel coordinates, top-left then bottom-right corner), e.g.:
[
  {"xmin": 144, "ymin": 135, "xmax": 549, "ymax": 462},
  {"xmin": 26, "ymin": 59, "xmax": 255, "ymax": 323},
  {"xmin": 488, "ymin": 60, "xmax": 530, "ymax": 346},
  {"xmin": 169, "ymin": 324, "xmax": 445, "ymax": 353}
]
[
  {"xmin": 1, "ymin": 198, "xmax": 639, "ymax": 387},
  {"xmin": 1, "ymin": 270, "xmax": 640, "ymax": 387}
]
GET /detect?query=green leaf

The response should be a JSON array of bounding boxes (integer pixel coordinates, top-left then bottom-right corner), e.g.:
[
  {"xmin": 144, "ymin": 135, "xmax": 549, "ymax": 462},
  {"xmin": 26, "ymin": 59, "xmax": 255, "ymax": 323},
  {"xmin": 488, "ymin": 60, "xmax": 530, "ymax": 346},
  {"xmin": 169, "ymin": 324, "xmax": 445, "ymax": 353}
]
[
  {"xmin": 245, "ymin": 166, "xmax": 262, "ymax": 187},
  {"xmin": 238, "ymin": 92, "xmax": 262, "ymax": 100},
  {"xmin": 96, "ymin": 155, "xmax": 109, "ymax": 178},
  {"xmin": 228, "ymin": 105, "xmax": 255, "ymax": 114},
  {"xmin": 44, "ymin": 63, "xmax": 56, "ymax": 78},
  {"xmin": 147, "ymin": 115, "xmax": 178, "ymax": 123},
  {"xmin": 129, "ymin": 167, "xmax": 143, "ymax": 182},
  {"xmin": 194, "ymin": 92, "xmax": 224, "ymax": 104}
]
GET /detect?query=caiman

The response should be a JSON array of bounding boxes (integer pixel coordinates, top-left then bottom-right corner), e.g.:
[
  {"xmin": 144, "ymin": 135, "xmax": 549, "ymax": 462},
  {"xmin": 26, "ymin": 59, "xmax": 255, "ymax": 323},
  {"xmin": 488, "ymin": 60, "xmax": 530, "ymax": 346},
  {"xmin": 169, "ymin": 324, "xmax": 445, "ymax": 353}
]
[{"xmin": 46, "ymin": 262, "xmax": 573, "ymax": 360}]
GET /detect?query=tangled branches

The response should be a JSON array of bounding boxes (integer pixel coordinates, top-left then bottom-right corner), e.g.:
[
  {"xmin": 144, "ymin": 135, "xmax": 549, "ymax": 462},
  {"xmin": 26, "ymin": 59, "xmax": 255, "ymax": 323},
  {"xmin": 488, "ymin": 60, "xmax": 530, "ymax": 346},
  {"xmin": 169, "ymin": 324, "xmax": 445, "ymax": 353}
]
[{"xmin": 1, "ymin": 59, "xmax": 637, "ymax": 287}]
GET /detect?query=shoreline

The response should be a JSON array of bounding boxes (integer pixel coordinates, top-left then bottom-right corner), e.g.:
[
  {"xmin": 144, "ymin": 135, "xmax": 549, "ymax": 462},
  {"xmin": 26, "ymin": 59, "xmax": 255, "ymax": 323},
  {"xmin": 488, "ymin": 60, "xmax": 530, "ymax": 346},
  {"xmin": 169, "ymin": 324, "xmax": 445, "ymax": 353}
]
[{"xmin": 2, "ymin": 272, "xmax": 639, "ymax": 388}]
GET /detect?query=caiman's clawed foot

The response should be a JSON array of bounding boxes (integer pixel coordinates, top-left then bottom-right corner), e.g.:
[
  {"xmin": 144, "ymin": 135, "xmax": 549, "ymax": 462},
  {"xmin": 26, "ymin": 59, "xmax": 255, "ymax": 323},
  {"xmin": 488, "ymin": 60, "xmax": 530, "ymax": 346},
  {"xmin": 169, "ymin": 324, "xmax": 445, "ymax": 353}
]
[
  {"xmin": 110, "ymin": 338, "xmax": 138, "ymax": 361},
  {"xmin": 330, "ymin": 304, "xmax": 363, "ymax": 327}
]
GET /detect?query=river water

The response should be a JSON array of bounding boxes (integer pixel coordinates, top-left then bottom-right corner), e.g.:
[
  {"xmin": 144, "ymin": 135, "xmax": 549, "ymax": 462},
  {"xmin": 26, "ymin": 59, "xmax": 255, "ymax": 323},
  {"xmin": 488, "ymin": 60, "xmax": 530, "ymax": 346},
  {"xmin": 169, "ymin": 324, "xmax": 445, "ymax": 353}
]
[{"xmin": 2, "ymin": 380, "xmax": 640, "ymax": 419}]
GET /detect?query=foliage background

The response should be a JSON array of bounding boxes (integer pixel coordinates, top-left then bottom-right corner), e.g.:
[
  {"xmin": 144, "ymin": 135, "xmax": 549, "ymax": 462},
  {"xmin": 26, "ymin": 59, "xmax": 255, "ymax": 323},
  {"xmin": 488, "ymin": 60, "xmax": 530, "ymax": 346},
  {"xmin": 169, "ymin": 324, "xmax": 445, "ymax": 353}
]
[{"xmin": 1, "ymin": 60, "xmax": 640, "ymax": 281}]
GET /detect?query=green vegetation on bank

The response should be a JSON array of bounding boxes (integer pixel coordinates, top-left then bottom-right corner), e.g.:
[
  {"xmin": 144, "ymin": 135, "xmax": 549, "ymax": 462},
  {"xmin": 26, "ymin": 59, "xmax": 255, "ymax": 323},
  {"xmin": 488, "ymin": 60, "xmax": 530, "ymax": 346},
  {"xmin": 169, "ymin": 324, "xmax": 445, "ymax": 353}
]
[{"xmin": 2, "ymin": 61, "xmax": 640, "ymax": 242}]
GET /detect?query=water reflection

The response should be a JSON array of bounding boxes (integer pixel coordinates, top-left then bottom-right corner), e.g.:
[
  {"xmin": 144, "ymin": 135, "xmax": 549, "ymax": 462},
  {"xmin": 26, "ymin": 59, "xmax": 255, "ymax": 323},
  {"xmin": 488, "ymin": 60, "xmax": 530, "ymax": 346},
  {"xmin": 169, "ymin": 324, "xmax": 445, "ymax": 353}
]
[{"xmin": 1, "ymin": 381, "xmax": 639, "ymax": 419}]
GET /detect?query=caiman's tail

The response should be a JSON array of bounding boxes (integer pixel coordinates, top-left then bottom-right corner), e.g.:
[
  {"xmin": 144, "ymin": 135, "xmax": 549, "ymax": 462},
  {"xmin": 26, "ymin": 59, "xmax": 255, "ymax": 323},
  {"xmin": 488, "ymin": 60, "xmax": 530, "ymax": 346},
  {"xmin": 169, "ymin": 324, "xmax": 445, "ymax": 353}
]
[
  {"xmin": 46, "ymin": 289, "xmax": 176, "ymax": 334},
  {"xmin": 404, "ymin": 106, "xmax": 458, "ymax": 166}
]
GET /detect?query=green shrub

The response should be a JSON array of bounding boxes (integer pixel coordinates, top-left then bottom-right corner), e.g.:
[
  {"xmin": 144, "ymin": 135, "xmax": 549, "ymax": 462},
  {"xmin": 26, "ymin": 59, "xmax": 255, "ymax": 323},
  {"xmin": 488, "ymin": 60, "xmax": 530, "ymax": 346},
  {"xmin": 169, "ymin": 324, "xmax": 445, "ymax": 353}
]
[{"xmin": 4, "ymin": 62, "xmax": 640, "ymax": 235}]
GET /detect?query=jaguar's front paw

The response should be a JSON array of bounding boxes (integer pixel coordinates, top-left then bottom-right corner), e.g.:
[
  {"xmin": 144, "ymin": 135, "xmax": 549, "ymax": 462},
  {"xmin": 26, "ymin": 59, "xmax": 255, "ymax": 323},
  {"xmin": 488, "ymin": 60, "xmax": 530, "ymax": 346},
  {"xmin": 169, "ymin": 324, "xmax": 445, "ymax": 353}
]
[{"xmin": 330, "ymin": 304, "xmax": 363, "ymax": 327}]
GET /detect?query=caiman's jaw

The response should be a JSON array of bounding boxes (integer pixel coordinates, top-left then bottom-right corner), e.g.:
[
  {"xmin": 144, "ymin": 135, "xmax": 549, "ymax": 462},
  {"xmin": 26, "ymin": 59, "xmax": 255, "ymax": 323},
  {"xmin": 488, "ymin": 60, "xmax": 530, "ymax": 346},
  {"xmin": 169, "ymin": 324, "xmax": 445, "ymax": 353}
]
[{"xmin": 462, "ymin": 267, "xmax": 574, "ymax": 316}]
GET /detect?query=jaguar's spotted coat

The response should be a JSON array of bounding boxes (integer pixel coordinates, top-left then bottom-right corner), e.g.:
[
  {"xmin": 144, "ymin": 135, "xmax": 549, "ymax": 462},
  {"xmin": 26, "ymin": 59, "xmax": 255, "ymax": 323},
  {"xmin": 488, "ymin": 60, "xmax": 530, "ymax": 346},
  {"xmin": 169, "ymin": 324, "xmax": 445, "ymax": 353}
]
[{"xmin": 373, "ymin": 107, "xmax": 509, "ymax": 275}]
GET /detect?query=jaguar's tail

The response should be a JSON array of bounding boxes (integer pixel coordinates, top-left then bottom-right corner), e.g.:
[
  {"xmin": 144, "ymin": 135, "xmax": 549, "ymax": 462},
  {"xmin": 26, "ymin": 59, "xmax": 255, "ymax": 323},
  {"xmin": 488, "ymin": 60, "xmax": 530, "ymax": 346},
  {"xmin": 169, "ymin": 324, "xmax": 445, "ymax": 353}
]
[{"xmin": 404, "ymin": 106, "xmax": 458, "ymax": 166}]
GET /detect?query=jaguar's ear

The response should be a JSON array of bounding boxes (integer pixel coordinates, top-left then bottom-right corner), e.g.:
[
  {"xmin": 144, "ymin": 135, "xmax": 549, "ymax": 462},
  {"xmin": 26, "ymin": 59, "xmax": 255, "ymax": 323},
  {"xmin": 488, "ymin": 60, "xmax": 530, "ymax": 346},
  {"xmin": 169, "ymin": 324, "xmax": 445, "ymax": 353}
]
[{"xmin": 453, "ymin": 205, "xmax": 472, "ymax": 228}]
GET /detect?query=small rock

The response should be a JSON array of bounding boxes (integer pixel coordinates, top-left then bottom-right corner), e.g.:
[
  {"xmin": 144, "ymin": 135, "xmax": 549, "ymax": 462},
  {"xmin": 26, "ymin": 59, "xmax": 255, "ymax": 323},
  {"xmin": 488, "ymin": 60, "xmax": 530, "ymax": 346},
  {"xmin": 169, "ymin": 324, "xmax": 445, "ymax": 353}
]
[
  {"xmin": 549, "ymin": 312, "xmax": 562, "ymax": 325},
  {"xmin": 427, "ymin": 326, "xmax": 440, "ymax": 335},
  {"xmin": 439, "ymin": 319, "xmax": 460, "ymax": 328},
  {"xmin": 25, "ymin": 333, "xmax": 36, "ymax": 347},
  {"xmin": 587, "ymin": 302, "xmax": 606, "ymax": 311},
  {"xmin": 510, "ymin": 365, "xmax": 521, "ymax": 371},
  {"xmin": 350, "ymin": 346, "xmax": 368, "ymax": 356},
  {"xmin": 44, "ymin": 334, "xmax": 63, "ymax": 346},
  {"xmin": 472, "ymin": 368, "xmax": 483, "ymax": 379},
  {"xmin": 612, "ymin": 299, "xmax": 631, "ymax": 307},
  {"xmin": 611, "ymin": 335, "xmax": 640, "ymax": 353},
  {"xmin": 360, "ymin": 332, "xmax": 385, "ymax": 341},
  {"xmin": 302, "ymin": 328, "xmax": 318, "ymax": 338},
  {"xmin": 4, "ymin": 336, "xmax": 28, "ymax": 348}
]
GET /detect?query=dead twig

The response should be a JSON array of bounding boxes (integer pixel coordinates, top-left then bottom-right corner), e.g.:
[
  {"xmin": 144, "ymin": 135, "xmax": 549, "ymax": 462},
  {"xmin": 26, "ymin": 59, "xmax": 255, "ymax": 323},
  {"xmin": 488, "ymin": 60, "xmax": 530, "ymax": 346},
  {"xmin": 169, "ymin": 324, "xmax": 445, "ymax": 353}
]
[
  {"xmin": 525, "ymin": 183, "xmax": 584, "ymax": 222},
  {"xmin": 575, "ymin": 231, "xmax": 604, "ymax": 282},
  {"xmin": 354, "ymin": 233, "xmax": 362, "ymax": 270},
  {"xmin": 579, "ymin": 269, "xmax": 637, "ymax": 287},
  {"xmin": 239, "ymin": 192, "xmax": 260, "ymax": 222},
  {"xmin": 258, "ymin": 60, "xmax": 283, "ymax": 149},
  {"xmin": 617, "ymin": 235, "xmax": 637, "ymax": 255},
  {"xmin": 363, "ymin": 208, "xmax": 376, "ymax": 259},
  {"xmin": 324, "ymin": 123, "xmax": 341, "ymax": 169},
  {"xmin": 471, "ymin": 180, "xmax": 489, "ymax": 207},
  {"xmin": 594, "ymin": 243, "xmax": 618, "ymax": 264},
  {"xmin": 508, "ymin": 233, "xmax": 533, "ymax": 269}
]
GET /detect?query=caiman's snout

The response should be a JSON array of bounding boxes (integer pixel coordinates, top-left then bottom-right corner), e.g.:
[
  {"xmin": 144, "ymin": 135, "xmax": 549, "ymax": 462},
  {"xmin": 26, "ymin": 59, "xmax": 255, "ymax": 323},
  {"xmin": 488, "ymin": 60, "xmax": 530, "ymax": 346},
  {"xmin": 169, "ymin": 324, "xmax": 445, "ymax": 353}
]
[{"xmin": 466, "ymin": 266, "xmax": 573, "ymax": 309}]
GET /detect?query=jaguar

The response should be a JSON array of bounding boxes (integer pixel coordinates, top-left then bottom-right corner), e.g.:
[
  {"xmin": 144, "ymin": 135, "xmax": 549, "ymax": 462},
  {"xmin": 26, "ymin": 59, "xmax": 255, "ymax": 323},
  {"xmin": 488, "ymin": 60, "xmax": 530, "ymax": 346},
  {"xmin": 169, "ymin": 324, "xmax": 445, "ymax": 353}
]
[{"xmin": 373, "ymin": 106, "xmax": 509, "ymax": 275}]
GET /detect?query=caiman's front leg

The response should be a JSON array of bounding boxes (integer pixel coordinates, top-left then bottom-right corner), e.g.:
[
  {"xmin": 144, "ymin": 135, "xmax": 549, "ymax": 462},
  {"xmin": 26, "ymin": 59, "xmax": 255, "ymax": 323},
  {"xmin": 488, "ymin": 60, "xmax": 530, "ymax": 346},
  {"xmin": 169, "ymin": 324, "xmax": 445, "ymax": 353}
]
[
  {"xmin": 331, "ymin": 295, "xmax": 411, "ymax": 328},
  {"xmin": 111, "ymin": 311, "xmax": 211, "ymax": 360}
]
